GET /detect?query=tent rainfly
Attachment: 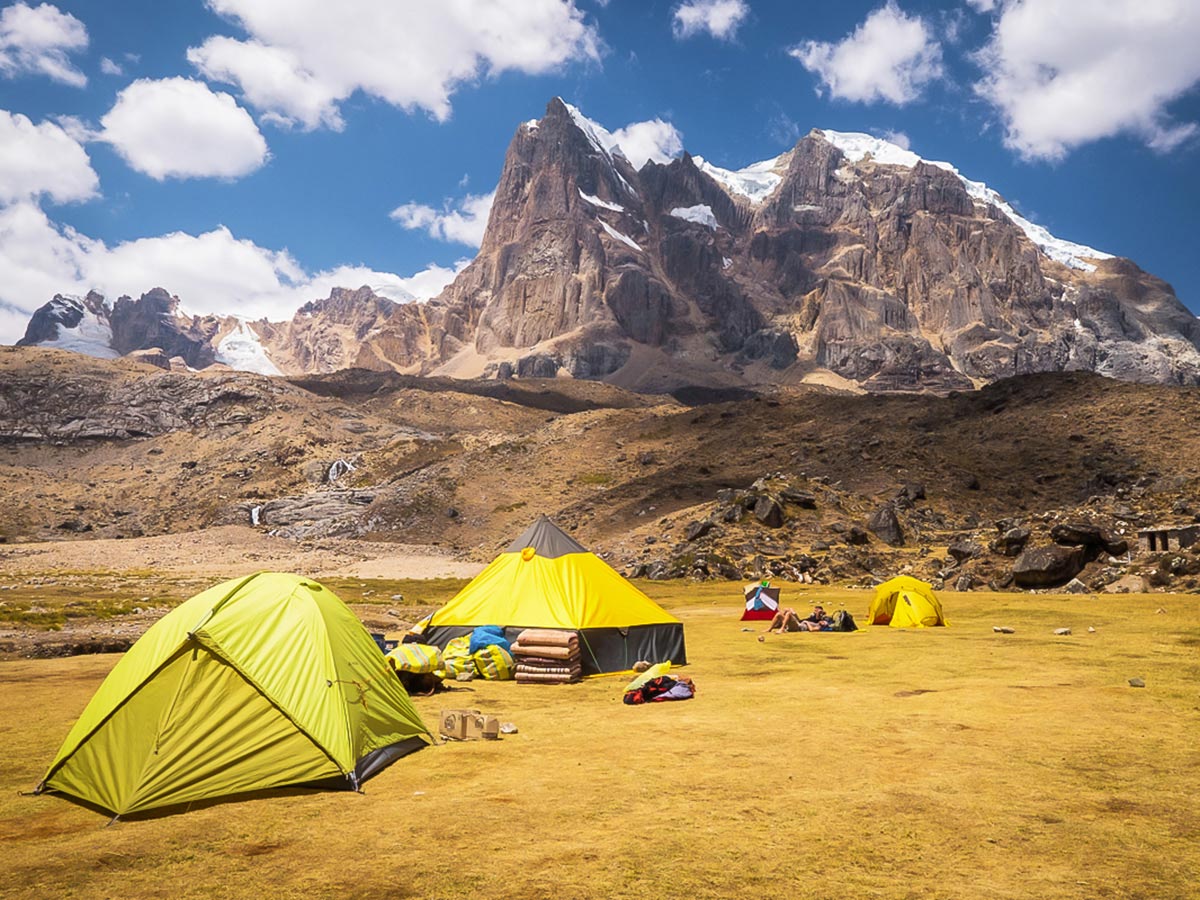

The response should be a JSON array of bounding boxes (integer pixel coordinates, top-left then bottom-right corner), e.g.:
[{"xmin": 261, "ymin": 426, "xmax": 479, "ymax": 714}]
[
  {"xmin": 420, "ymin": 516, "xmax": 686, "ymax": 675},
  {"xmin": 866, "ymin": 575, "xmax": 947, "ymax": 628},
  {"xmin": 36, "ymin": 572, "xmax": 432, "ymax": 817}
]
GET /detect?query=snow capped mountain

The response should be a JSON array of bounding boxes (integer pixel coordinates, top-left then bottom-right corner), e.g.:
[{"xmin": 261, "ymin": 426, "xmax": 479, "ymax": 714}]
[
  {"xmin": 15, "ymin": 98, "xmax": 1200, "ymax": 391},
  {"xmin": 215, "ymin": 321, "xmax": 282, "ymax": 375},
  {"xmin": 691, "ymin": 154, "xmax": 786, "ymax": 205},
  {"xmin": 816, "ymin": 129, "xmax": 1114, "ymax": 272},
  {"xmin": 34, "ymin": 295, "xmax": 120, "ymax": 359}
]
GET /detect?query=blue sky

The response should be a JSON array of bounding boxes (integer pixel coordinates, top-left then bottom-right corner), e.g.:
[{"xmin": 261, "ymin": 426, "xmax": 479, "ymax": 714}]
[{"xmin": 1, "ymin": 0, "xmax": 1198, "ymax": 344}]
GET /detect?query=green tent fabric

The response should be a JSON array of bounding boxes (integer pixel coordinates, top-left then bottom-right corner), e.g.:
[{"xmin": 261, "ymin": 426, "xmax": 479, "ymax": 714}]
[{"xmin": 37, "ymin": 572, "xmax": 432, "ymax": 817}]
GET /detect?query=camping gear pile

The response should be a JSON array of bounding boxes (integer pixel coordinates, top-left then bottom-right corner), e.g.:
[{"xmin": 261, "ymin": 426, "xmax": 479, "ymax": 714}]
[
  {"xmin": 741, "ymin": 580, "xmax": 780, "ymax": 620},
  {"xmin": 36, "ymin": 572, "xmax": 432, "ymax": 818},
  {"xmin": 511, "ymin": 628, "xmax": 582, "ymax": 684},
  {"xmin": 419, "ymin": 516, "xmax": 686, "ymax": 675},
  {"xmin": 387, "ymin": 641, "xmax": 447, "ymax": 694},
  {"xmin": 436, "ymin": 625, "xmax": 516, "ymax": 682},
  {"xmin": 622, "ymin": 662, "xmax": 695, "ymax": 704}
]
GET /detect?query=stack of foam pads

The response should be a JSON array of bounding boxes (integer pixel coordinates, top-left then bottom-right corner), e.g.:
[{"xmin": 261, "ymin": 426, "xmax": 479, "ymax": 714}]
[{"xmin": 511, "ymin": 628, "xmax": 582, "ymax": 684}]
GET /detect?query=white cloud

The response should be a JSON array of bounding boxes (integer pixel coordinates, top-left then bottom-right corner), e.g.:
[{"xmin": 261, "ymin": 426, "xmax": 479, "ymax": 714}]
[
  {"xmin": 189, "ymin": 0, "xmax": 602, "ymax": 127},
  {"xmin": 880, "ymin": 129, "xmax": 911, "ymax": 150},
  {"xmin": 0, "ymin": 1, "xmax": 87, "ymax": 87},
  {"xmin": 0, "ymin": 109, "xmax": 98, "ymax": 203},
  {"xmin": 188, "ymin": 36, "xmax": 343, "ymax": 131},
  {"xmin": 974, "ymin": 0, "xmax": 1200, "ymax": 160},
  {"xmin": 966, "ymin": 0, "xmax": 996, "ymax": 12},
  {"xmin": 0, "ymin": 199, "xmax": 465, "ymax": 343},
  {"xmin": 672, "ymin": 0, "xmax": 750, "ymax": 41},
  {"xmin": 611, "ymin": 118, "xmax": 684, "ymax": 168},
  {"xmin": 391, "ymin": 190, "xmax": 496, "ymax": 248},
  {"xmin": 99, "ymin": 77, "xmax": 269, "ymax": 180},
  {"xmin": 790, "ymin": 1, "xmax": 943, "ymax": 105},
  {"xmin": 99, "ymin": 55, "xmax": 122, "ymax": 75}
]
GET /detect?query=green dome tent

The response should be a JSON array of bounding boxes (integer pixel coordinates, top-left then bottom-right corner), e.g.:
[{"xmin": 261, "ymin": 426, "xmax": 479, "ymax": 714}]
[{"xmin": 36, "ymin": 572, "xmax": 432, "ymax": 817}]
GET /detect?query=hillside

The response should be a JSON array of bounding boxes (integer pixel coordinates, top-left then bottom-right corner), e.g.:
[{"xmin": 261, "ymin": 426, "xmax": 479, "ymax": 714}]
[{"xmin": 3, "ymin": 346, "xmax": 1199, "ymax": 596}]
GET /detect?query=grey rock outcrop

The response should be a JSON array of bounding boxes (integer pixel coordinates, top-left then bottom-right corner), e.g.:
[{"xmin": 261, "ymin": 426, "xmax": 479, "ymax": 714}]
[
  {"xmin": 1012, "ymin": 545, "xmax": 1086, "ymax": 588},
  {"xmin": 867, "ymin": 503, "xmax": 904, "ymax": 546}
]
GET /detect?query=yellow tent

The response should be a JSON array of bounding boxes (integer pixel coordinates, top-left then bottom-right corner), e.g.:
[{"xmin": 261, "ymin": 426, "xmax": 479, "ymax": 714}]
[
  {"xmin": 36, "ymin": 572, "xmax": 431, "ymax": 818},
  {"xmin": 422, "ymin": 516, "xmax": 686, "ymax": 674},
  {"xmin": 866, "ymin": 575, "xmax": 947, "ymax": 628}
]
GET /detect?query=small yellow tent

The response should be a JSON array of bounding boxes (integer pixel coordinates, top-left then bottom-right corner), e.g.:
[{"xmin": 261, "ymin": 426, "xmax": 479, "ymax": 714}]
[
  {"xmin": 36, "ymin": 572, "xmax": 431, "ymax": 817},
  {"xmin": 422, "ymin": 516, "xmax": 686, "ymax": 674},
  {"xmin": 866, "ymin": 575, "xmax": 947, "ymax": 628}
]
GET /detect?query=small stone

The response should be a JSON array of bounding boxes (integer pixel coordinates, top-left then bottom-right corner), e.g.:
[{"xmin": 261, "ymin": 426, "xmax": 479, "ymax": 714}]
[
  {"xmin": 1054, "ymin": 627, "xmax": 1072, "ymax": 636},
  {"xmin": 455, "ymin": 671, "xmax": 475, "ymax": 682},
  {"xmin": 757, "ymin": 635, "xmax": 766, "ymax": 642},
  {"xmin": 1088, "ymin": 626, "xmax": 1096, "ymax": 633},
  {"xmin": 1155, "ymin": 608, "xmax": 1167, "ymax": 614},
  {"xmin": 499, "ymin": 722, "xmax": 519, "ymax": 734},
  {"xmin": 993, "ymin": 626, "xmax": 1015, "ymax": 634},
  {"xmin": 390, "ymin": 593, "xmax": 404, "ymax": 600},
  {"xmin": 1128, "ymin": 677, "xmax": 1146, "ymax": 688},
  {"xmin": 741, "ymin": 627, "xmax": 754, "ymax": 632},
  {"xmin": 386, "ymin": 609, "xmax": 401, "ymax": 618}
]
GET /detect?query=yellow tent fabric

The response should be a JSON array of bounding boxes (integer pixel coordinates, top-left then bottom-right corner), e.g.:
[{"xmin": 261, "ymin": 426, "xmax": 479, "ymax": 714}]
[
  {"xmin": 424, "ymin": 516, "xmax": 686, "ymax": 674},
  {"xmin": 866, "ymin": 575, "xmax": 947, "ymax": 628},
  {"xmin": 432, "ymin": 548, "xmax": 678, "ymax": 631},
  {"xmin": 38, "ymin": 572, "xmax": 432, "ymax": 817}
]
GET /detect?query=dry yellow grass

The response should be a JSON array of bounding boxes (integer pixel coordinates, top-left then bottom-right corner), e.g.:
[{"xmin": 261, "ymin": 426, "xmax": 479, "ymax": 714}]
[{"xmin": 1, "ymin": 582, "xmax": 1197, "ymax": 900}]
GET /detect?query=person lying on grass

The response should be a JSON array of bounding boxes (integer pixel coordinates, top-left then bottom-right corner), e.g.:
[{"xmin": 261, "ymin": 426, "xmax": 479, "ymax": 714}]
[{"xmin": 764, "ymin": 604, "xmax": 833, "ymax": 633}]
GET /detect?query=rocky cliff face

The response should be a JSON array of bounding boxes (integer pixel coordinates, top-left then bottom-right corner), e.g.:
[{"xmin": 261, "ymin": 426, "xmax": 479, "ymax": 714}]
[{"xmin": 15, "ymin": 98, "xmax": 1200, "ymax": 391}]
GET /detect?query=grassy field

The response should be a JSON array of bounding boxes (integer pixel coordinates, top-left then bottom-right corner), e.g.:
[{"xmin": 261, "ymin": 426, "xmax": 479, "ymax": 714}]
[{"xmin": 1, "ymin": 580, "xmax": 1197, "ymax": 899}]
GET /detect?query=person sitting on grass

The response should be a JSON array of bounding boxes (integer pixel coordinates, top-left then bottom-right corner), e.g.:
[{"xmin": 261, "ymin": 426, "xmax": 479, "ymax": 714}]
[{"xmin": 764, "ymin": 604, "xmax": 833, "ymax": 633}]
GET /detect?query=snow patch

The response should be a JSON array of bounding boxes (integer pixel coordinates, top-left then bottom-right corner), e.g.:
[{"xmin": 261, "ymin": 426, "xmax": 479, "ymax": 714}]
[
  {"xmin": 599, "ymin": 220, "xmax": 642, "ymax": 251},
  {"xmin": 561, "ymin": 101, "xmax": 637, "ymax": 196},
  {"xmin": 722, "ymin": 257, "xmax": 732, "ymax": 269},
  {"xmin": 578, "ymin": 189, "xmax": 625, "ymax": 212},
  {"xmin": 817, "ymin": 129, "xmax": 1113, "ymax": 272},
  {"xmin": 40, "ymin": 296, "xmax": 119, "ymax": 359},
  {"xmin": 524, "ymin": 118, "xmax": 539, "ymax": 131},
  {"xmin": 693, "ymin": 154, "xmax": 784, "ymax": 204},
  {"xmin": 215, "ymin": 321, "xmax": 282, "ymax": 375},
  {"xmin": 670, "ymin": 204, "xmax": 718, "ymax": 229}
]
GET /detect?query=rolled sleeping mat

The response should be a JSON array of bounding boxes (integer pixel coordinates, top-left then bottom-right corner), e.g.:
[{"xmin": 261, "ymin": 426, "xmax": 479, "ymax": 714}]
[
  {"xmin": 516, "ymin": 663, "xmax": 582, "ymax": 677},
  {"xmin": 510, "ymin": 642, "xmax": 579, "ymax": 661},
  {"xmin": 516, "ymin": 670, "xmax": 581, "ymax": 684},
  {"xmin": 514, "ymin": 629, "xmax": 579, "ymax": 648}
]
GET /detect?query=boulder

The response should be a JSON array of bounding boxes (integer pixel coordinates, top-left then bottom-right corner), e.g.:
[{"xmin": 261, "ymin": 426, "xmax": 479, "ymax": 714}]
[
  {"xmin": 948, "ymin": 540, "xmax": 982, "ymax": 563},
  {"xmin": 780, "ymin": 487, "xmax": 817, "ymax": 508},
  {"xmin": 1051, "ymin": 523, "xmax": 1106, "ymax": 547},
  {"xmin": 685, "ymin": 519, "xmax": 714, "ymax": 542},
  {"xmin": 1051, "ymin": 522, "xmax": 1127, "ymax": 557},
  {"xmin": 994, "ymin": 526, "xmax": 1031, "ymax": 557},
  {"xmin": 1012, "ymin": 545, "xmax": 1086, "ymax": 588},
  {"xmin": 866, "ymin": 503, "xmax": 904, "ymax": 546},
  {"xmin": 753, "ymin": 496, "xmax": 784, "ymax": 528},
  {"xmin": 1062, "ymin": 578, "xmax": 1089, "ymax": 594},
  {"xmin": 846, "ymin": 525, "xmax": 870, "ymax": 545}
]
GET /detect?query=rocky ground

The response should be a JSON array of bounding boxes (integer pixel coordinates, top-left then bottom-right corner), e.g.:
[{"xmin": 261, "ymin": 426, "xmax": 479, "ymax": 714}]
[{"xmin": 2, "ymin": 347, "xmax": 1199, "ymax": 659}]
